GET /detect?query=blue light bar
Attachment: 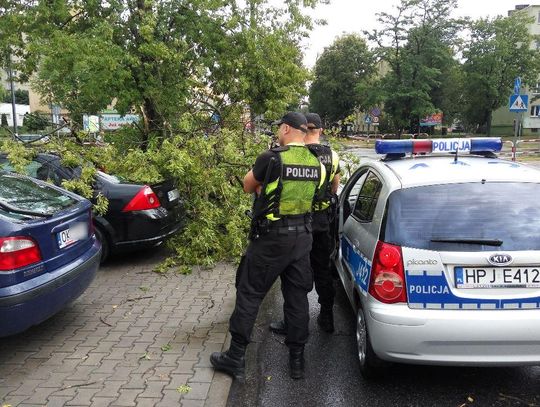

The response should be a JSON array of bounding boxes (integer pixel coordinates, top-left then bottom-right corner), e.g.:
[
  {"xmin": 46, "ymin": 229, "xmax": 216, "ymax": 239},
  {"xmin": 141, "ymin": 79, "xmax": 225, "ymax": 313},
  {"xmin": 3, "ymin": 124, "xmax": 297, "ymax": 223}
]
[
  {"xmin": 375, "ymin": 140, "xmax": 414, "ymax": 154},
  {"xmin": 470, "ymin": 138, "xmax": 503, "ymax": 153},
  {"xmin": 375, "ymin": 138, "xmax": 502, "ymax": 155}
]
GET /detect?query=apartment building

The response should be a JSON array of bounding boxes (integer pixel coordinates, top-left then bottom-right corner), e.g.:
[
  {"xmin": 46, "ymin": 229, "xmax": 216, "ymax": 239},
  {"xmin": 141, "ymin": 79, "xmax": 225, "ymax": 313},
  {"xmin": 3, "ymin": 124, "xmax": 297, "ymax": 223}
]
[{"xmin": 491, "ymin": 4, "xmax": 540, "ymax": 136}]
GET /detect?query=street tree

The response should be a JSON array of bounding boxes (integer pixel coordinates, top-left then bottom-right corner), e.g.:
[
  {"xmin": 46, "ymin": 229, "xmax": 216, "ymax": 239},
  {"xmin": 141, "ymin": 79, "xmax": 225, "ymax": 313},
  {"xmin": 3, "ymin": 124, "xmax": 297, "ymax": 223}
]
[
  {"xmin": 3, "ymin": 0, "xmax": 319, "ymax": 146},
  {"xmin": 461, "ymin": 13, "xmax": 540, "ymax": 134},
  {"xmin": 365, "ymin": 0, "xmax": 463, "ymax": 134},
  {"xmin": 309, "ymin": 34, "xmax": 376, "ymax": 123},
  {"xmin": 0, "ymin": 0, "xmax": 323, "ymax": 268}
]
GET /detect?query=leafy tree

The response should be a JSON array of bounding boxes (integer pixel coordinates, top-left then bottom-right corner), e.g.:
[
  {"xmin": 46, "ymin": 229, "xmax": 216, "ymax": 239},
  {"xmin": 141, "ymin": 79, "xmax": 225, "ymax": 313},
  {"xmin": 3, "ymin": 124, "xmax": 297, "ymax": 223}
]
[
  {"xmin": 309, "ymin": 34, "xmax": 376, "ymax": 123},
  {"xmin": 461, "ymin": 13, "xmax": 540, "ymax": 134},
  {"xmin": 0, "ymin": 0, "xmax": 324, "ymax": 269},
  {"xmin": 24, "ymin": 112, "xmax": 48, "ymax": 131},
  {"xmin": 2, "ymin": 89, "xmax": 29, "ymax": 104},
  {"xmin": 365, "ymin": 0, "xmax": 463, "ymax": 134},
  {"xmin": 3, "ymin": 0, "xmax": 318, "ymax": 147},
  {"xmin": 1, "ymin": 114, "xmax": 7, "ymax": 127}
]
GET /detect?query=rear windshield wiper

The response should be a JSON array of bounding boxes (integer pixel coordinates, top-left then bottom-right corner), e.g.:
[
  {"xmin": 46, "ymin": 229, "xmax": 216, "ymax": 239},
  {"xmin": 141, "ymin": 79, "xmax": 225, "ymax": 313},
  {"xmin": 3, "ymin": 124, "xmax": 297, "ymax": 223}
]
[
  {"xmin": 0, "ymin": 199, "xmax": 52, "ymax": 218},
  {"xmin": 431, "ymin": 238, "xmax": 503, "ymax": 246}
]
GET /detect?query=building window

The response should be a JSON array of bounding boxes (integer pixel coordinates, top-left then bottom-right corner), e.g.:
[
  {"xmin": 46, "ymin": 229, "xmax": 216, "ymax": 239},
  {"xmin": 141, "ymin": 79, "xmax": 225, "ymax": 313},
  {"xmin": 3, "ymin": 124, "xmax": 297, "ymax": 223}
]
[
  {"xmin": 532, "ymin": 128, "xmax": 539, "ymax": 133},
  {"xmin": 531, "ymin": 105, "xmax": 540, "ymax": 117}
]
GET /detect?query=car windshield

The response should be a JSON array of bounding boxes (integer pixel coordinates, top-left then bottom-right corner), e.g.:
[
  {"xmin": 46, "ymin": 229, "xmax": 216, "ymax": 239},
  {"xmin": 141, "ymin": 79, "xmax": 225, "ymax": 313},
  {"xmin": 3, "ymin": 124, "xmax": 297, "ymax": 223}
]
[
  {"xmin": 384, "ymin": 182, "xmax": 540, "ymax": 252},
  {"xmin": 0, "ymin": 173, "xmax": 77, "ymax": 216}
]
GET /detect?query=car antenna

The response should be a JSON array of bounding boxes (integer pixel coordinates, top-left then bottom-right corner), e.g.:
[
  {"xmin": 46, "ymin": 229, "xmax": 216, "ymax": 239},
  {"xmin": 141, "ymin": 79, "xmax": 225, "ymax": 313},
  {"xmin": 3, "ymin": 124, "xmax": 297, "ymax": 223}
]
[{"xmin": 452, "ymin": 149, "xmax": 458, "ymax": 163}]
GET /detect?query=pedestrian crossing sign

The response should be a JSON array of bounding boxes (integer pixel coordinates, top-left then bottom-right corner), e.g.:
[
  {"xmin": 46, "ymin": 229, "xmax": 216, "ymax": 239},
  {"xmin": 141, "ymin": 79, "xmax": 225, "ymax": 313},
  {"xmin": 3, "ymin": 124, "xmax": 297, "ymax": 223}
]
[{"xmin": 509, "ymin": 94, "xmax": 529, "ymax": 112}]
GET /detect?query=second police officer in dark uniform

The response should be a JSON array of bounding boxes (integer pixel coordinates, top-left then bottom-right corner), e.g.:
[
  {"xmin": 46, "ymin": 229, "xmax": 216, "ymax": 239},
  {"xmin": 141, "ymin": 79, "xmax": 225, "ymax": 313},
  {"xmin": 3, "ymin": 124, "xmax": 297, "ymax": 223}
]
[
  {"xmin": 210, "ymin": 112, "xmax": 325, "ymax": 380},
  {"xmin": 270, "ymin": 112, "xmax": 341, "ymax": 334}
]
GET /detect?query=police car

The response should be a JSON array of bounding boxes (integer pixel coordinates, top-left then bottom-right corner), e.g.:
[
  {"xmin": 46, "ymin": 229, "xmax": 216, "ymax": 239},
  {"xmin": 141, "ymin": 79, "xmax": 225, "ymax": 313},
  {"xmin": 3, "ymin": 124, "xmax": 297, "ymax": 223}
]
[{"xmin": 334, "ymin": 138, "xmax": 540, "ymax": 378}]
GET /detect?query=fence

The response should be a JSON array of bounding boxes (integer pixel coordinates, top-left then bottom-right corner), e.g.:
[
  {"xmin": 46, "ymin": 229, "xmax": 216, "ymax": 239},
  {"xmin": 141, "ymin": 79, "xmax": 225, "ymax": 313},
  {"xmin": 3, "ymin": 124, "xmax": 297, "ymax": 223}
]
[{"xmin": 347, "ymin": 135, "xmax": 540, "ymax": 161}]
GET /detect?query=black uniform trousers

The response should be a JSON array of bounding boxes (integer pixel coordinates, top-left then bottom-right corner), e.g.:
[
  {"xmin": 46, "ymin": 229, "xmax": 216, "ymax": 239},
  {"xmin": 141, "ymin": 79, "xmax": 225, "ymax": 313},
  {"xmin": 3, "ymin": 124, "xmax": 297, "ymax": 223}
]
[
  {"xmin": 311, "ymin": 209, "xmax": 336, "ymax": 309},
  {"xmin": 229, "ymin": 224, "xmax": 313, "ymax": 351}
]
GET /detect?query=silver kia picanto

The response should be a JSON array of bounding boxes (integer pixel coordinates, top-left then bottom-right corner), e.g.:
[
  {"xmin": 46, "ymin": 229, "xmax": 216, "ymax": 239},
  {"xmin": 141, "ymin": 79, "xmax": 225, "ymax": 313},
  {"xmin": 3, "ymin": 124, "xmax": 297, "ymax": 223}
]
[{"xmin": 335, "ymin": 137, "xmax": 540, "ymax": 379}]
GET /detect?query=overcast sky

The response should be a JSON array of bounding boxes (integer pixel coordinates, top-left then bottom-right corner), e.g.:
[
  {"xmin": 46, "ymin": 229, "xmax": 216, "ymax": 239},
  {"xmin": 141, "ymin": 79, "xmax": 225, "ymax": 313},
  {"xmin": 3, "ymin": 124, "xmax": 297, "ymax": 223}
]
[{"xmin": 302, "ymin": 0, "xmax": 526, "ymax": 67}]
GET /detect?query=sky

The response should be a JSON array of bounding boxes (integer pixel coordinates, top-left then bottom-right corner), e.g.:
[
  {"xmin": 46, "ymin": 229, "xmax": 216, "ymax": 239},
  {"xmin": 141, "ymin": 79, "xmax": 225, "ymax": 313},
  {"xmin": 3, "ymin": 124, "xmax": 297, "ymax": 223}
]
[{"xmin": 302, "ymin": 0, "xmax": 527, "ymax": 67}]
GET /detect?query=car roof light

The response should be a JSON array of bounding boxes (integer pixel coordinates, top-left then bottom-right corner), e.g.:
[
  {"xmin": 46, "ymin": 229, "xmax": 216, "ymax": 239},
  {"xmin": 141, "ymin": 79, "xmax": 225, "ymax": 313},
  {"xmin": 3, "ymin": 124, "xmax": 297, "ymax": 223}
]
[{"xmin": 375, "ymin": 138, "xmax": 502, "ymax": 156}]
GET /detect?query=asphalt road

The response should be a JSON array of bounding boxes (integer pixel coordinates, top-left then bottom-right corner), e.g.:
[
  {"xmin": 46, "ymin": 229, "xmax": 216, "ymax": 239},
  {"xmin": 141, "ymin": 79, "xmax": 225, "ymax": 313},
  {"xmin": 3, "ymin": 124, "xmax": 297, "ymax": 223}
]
[{"xmin": 227, "ymin": 280, "xmax": 540, "ymax": 407}]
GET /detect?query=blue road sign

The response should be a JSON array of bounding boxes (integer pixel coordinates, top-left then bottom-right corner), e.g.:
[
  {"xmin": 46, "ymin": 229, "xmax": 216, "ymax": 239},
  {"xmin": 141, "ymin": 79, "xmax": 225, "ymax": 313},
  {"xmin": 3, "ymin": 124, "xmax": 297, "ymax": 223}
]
[
  {"xmin": 509, "ymin": 94, "xmax": 528, "ymax": 112},
  {"xmin": 514, "ymin": 77, "xmax": 522, "ymax": 95},
  {"xmin": 364, "ymin": 115, "xmax": 372, "ymax": 124}
]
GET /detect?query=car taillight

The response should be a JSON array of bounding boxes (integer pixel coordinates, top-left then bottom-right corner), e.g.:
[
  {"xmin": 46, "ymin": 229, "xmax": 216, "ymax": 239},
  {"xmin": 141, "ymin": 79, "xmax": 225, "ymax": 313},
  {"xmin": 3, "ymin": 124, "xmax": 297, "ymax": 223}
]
[
  {"xmin": 0, "ymin": 237, "xmax": 42, "ymax": 271},
  {"xmin": 122, "ymin": 186, "xmax": 161, "ymax": 212},
  {"xmin": 368, "ymin": 241, "xmax": 407, "ymax": 304}
]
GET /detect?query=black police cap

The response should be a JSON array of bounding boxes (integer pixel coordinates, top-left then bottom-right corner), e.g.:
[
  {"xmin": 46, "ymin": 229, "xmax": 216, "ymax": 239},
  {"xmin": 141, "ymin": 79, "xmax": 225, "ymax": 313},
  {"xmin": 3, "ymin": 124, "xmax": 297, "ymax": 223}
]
[
  {"xmin": 305, "ymin": 113, "xmax": 322, "ymax": 129},
  {"xmin": 272, "ymin": 112, "xmax": 308, "ymax": 133}
]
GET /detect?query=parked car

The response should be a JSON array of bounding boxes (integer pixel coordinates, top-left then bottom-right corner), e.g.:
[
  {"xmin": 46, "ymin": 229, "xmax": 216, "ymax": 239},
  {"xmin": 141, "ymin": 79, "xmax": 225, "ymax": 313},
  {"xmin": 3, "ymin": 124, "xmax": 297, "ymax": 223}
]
[
  {"xmin": 16, "ymin": 134, "xmax": 51, "ymax": 144},
  {"xmin": 0, "ymin": 171, "xmax": 101, "ymax": 337},
  {"xmin": 0, "ymin": 153, "xmax": 184, "ymax": 262},
  {"xmin": 334, "ymin": 137, "xmax": 540, "ymax": 378}
]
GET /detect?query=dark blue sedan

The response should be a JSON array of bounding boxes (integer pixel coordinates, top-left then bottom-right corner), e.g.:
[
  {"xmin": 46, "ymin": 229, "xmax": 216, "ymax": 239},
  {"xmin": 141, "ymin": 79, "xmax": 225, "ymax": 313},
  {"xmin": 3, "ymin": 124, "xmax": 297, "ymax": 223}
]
[{"xmin": 0, "ymin": 171, "xmax": 101, "ymax": 337}]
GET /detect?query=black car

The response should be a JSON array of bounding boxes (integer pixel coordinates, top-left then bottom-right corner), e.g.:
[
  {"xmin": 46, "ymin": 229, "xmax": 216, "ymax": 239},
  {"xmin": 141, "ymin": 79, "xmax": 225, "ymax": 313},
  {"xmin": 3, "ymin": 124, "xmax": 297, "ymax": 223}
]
[{"xmin": 0, "ymin": 153, "xmax": 184, "ymax": 262}]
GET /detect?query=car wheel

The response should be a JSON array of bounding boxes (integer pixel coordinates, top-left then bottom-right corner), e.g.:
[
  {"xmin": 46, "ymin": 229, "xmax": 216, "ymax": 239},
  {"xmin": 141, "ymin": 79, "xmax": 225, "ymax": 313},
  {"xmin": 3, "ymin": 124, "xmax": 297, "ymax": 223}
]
[
  {"xmin": 356, "ymin": 306, "xmax": 386, "ymax": 379},
  {"xmin": 94, "ymin": 226, "xmax": 110, "ymax": 263}
]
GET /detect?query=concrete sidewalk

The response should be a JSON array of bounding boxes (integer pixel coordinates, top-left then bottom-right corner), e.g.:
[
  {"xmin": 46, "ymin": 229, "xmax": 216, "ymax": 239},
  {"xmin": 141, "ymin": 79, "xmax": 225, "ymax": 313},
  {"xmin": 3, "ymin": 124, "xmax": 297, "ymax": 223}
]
[{"xmin": 0, "ymin": 248, "xmax": 236, "ymax": 407}]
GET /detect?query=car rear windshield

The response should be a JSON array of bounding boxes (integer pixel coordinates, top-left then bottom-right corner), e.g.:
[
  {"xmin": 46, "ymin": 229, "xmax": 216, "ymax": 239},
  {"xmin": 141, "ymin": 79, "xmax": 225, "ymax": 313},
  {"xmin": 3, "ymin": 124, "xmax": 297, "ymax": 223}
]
[
  {"xmin": 384, "ymin": 182, "xmax": 540, "ymax": 252},
  {"xmin": 0, "ymin": 173, "xmax": 77, "ymax": 216}
]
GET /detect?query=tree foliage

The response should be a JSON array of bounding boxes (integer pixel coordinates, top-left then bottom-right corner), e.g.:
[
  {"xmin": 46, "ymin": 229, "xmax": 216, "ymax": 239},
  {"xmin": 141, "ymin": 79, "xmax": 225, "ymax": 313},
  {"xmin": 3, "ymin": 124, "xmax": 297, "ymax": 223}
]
[
  {"xmin": 364, "ymin": 0, "xmax": 463, "ymax": 133},
  {"xmin": 309, "ymin": 34, "xmax": 376, "ymax": 123},
  {"xmin": 0, "ymin": 0, "xmax": 323, "ymax": 269},
  {"xmin": 2, "ymin": 0, "xmax": 318, "ymax": 146},
  {"xmin": 461, "ymin": 13, "xmax": 540, "ymax": 133}
]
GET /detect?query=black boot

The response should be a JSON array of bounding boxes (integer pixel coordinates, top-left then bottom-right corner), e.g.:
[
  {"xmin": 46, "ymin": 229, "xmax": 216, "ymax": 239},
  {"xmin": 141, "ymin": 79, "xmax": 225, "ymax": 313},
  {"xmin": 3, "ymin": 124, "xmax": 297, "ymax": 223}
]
[
  {"xmin": 317, "ymin": 306, "xmax": 334, "ymax": 333},
  {"xmin": 210, "ymin": 340, "xmax": 246, "ymax": 381},
  {"xmin": 289, "ymin": 348, "xmax": 305, "ymax": 380},
  {"xmin": 269, "ymin": 320, "xmax": 287, "ymax": 335}
]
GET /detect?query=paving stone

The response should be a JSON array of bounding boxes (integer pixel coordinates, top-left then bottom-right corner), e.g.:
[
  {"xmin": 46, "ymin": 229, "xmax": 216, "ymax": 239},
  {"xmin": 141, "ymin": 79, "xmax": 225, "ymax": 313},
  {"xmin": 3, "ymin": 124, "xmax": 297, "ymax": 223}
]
[
  {"xmin": 189, "ymin": 368, "xmax": 214, "ymax": 383},
  {"xmin": 93, "ymin": 381, "xmax": 126, "ymax": 398},
  {"xmin": 181, "ymin": 400, "xmax": 205, "ymax": 407},
  {"xmin": 135, "ymin": 380, "xmax": 167, "ymax": 398},
  {"xmin": 181, "ymin": 382, "xmax": 211, "ymax": 400},
  {"xmin": 113, "ymin": 388, "xmax": 143, "ymax": 406},
  {"xmin": 90, "ymin": 396, "xmax": 118, "ymax": 407},
  {"xmin": 0, "ymin": 256, "xmax": 236, "ymax": 407},
  {"xmin": 45, "ymin": 395, "xmax": 74, "ymax": 407},
  {"xmin": 66, "ymin": 387, "xmax": 101, "ymax": 405}
]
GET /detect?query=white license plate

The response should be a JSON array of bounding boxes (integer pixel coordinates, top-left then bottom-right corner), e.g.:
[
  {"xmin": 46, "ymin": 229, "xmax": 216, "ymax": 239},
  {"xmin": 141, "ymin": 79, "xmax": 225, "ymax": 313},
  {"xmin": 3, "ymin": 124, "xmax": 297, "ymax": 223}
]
[
  {"xmin": 57, "ymin": 222, "xmax": 88, "ymax": 249},
  {"xmin": 167, "ymin": 189, "xmax": 180, "ymax": 202},
  {"xmin": 455, "ymin": 267, "xmax": 540, "ymax": 288}
]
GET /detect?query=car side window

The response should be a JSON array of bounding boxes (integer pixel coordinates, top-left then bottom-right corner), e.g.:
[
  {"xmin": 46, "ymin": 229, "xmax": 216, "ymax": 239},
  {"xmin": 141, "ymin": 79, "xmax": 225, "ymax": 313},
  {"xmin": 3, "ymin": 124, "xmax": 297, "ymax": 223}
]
[
  {"xmin": 42, "ymin": 162, "xmax": 70, "ymax": 186},
  {"xmin": 352, "ymin": 172, "xmax": 382, "ymax": 222},
  {"xmin": 343, "ymin": 170, "xmax": 368, "ymax": 222},
  {"xmin": 0, "ymin": 158, "xmax": 46, "ymax": 180}
]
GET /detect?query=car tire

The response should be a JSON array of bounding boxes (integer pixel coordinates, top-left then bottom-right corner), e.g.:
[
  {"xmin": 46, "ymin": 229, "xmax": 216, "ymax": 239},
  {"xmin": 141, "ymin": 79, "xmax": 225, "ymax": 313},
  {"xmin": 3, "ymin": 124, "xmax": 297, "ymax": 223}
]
[
  {"xmin": 356, "ymin": 306, "xmax": 387, "ymax": 379},
  {"xmin": 94, "ymin": 226, "xmax": 110, "ymax": 263}
]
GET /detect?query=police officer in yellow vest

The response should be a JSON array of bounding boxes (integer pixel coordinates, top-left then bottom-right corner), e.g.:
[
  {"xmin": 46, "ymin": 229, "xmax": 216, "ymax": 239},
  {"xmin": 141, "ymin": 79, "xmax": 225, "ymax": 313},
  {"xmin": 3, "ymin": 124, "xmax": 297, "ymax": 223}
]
[
  {"xmin": 270, "ymin": 112, "xmax": 340, "ymax": 335},
  {"xmin": 210, "ymin": 112, "xmax": 325, "ymax": 380}
]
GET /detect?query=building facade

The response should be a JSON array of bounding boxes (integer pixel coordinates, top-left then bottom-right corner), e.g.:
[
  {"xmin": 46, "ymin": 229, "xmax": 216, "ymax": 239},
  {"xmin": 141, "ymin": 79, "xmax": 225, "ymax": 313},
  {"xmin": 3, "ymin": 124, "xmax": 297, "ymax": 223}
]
[{"xmin": 492, "ymin": 4, "xmax": 540, "ymax": 136}]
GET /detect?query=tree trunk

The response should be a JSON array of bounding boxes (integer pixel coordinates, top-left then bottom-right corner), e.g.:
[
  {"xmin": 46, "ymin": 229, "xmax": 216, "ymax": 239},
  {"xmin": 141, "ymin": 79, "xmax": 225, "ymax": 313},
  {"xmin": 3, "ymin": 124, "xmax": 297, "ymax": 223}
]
[
  {"xmin": 141, "ymin": 97, "xmax": 160, "ymax": 151},
  {"xmin": 486, "ymin": 110, "xmax": 492, "ymax": 136}
]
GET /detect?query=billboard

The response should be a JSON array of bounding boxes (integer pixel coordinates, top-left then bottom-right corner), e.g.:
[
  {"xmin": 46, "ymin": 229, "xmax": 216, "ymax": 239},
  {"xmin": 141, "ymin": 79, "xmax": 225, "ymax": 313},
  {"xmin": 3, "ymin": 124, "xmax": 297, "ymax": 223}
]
[
  {"xmin": 420, "ymin": 113, "xmax": 443, "ymax": 127},
  {"xmin": 100, "ymin": 114, "xmax": 140, "ymax": 131}
]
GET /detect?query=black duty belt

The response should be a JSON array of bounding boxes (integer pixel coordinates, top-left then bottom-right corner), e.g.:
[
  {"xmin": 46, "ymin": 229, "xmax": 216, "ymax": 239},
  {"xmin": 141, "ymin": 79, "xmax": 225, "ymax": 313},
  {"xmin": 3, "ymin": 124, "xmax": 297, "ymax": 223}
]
[{"xmin": 267, "ymin": 214, "xmax": 312, "ymax": 228}]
